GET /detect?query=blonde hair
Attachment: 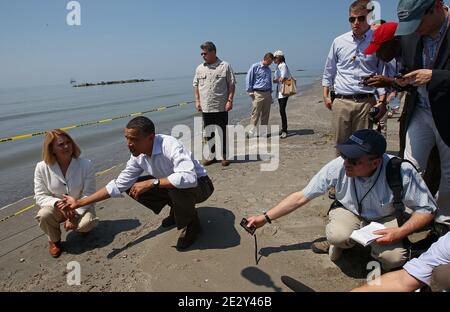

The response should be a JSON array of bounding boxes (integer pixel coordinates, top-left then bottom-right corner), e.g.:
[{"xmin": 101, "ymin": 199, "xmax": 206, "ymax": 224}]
[{"xmin": 42, "ymin": 129, "xmax": 81, "ymax": 165}]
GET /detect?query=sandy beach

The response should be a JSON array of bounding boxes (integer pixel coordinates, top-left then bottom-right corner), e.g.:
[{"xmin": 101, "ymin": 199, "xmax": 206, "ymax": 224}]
[{"xmin": 0, "ymin": 81, "xmax": 402, "ymax": 292}]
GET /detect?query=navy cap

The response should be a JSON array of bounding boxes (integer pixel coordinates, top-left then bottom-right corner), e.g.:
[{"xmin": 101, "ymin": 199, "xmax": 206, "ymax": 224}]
[
  {"xmin": 396, "ymin": 0, "xmax": 436, "ymax": 36},
  {"xmin": 336, "ymin": 129, "xmax": 387, "ymax": 159}
]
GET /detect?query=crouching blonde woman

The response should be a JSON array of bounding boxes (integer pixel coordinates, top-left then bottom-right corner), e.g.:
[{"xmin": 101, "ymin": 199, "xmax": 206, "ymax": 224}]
[{"xmin": 34, "ymin": 129, "xmax": 99, "ymax": 258}]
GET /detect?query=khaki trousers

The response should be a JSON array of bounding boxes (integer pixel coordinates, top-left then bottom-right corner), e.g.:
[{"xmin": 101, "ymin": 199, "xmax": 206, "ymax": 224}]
[
  {"xmin": 326, "ymin": 207, "xmax": 407, "ymax": 271},
  {"xmin": 332, "ymin": 97, "xmax": 376, "ymax": 156},
  {"xmin": 36, "ymin": 206, "xmax": 99, "ymax": 243},
  {"xmin": 250, "ymin": 91, "xmax": 272, "ymax": 128}
]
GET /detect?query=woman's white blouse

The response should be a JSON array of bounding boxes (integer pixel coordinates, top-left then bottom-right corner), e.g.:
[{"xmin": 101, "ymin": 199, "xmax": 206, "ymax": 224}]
[{"xmin": 34, "ymin": 157, "xmax": 96, "ymax": 215}]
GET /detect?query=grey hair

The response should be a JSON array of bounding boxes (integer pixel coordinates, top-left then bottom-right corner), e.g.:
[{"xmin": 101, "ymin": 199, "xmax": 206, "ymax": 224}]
[{"xmin": 200, "ymin": 41, "xmax": 217, "ymax": 53}]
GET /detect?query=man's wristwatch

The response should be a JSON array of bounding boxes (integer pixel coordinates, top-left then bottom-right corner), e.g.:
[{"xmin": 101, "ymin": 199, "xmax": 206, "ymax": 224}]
[
  {"xmin": 152, "ymin": 178, "xmax": 160, "ymax": 188},
  {"xmin": 263, "ymin": 212, "xmax": 272, "ymax": 224}
]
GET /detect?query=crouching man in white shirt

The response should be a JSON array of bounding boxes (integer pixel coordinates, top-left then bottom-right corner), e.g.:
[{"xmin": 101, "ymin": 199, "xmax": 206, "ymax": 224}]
[{"xmin": 64, "ymin": 116, "xmax": 214, "ymax": 250}]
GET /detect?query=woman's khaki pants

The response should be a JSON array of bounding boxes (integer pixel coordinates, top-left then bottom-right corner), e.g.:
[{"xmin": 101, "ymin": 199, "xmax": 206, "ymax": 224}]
[{"xmin": 36, "ymin": 206, "xmax": 99, "ymax": 242}]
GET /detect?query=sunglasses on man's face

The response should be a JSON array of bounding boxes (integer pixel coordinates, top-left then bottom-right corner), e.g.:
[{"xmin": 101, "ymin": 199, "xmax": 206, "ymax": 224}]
[
  {"xmin": 349, "ymin": 15, "xmax": 367, "ymax": 23},
  {"xmin": 342, "ymin": 154, "xmax": 379, "ymax": 166},
  {"xmin": 342, "ymin": 155, "xmax": 363, "ymax": 166}
]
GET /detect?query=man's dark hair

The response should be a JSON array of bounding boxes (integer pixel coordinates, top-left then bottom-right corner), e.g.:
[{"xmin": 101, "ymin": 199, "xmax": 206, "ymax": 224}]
[
  {"xmin": 264, "ymin": 52, "xmax": 274, "ymax": 60},
  {"xmin": 126, "ymin": 116, "xmax": 155, "ymax": 135},
  {"xmin": 349, "ymin": 0, "xmax": 372, "ymax": 14},
  {"xmin": 201, "ymin": 41, "xmax": 217, "ymax": 53}
]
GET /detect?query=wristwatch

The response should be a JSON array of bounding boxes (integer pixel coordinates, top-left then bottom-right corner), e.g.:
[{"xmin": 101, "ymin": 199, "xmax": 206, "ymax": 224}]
[
  {"xmin": 152, "ymin": 178, "xmax": 160, "ymax": 188},
  {"xmin": 263, "ymin": 211, "xmax": 272, "ymax": 224}
]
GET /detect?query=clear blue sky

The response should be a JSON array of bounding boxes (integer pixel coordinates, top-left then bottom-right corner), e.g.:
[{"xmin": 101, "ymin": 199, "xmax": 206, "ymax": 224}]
[{"xmin": 0, "ymin": 0, "xmax": 400, "ymax": 88}]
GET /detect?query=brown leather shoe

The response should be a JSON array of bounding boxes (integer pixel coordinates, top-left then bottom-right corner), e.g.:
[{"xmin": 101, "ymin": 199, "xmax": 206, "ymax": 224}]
[
  {"xmin": 202, "ymin": 159, "xmax": 218, "ymax": 166},
  {"xmin": 176, "ymin": 218, "xmax": 202, "ymax": 250},
  {"xmin": 48, "ymin": 241, "xmax": 62, "ymax": 258},
  {"xmin": 311, "ymin": 239, "xmax": 330, "ymax": 254},
  {"xmin": 328, "ymin": 187, "xmax": 336, "ymax": 200},
  {"xmin": 221, "ymin": 160, "xmax": 230, "ymax": 167}
]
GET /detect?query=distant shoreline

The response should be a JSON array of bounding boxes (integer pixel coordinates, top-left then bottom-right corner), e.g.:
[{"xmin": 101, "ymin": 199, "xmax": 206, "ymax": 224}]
[{"xmin": 73, "ymin": 78, "xmax": 154, "ymax": 88}]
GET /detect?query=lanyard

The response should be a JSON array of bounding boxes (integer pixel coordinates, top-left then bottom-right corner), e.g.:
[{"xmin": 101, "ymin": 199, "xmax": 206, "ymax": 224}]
[{"xmin": 353, "ymin": 166, "xmax": 383, "ymax": 216}]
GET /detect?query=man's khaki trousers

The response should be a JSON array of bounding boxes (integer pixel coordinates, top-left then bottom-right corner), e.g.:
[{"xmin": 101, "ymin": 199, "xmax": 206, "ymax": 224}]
[
  {"xmin": 332, "ymin": 97, "xmax": 376, "ymax": 156},
  {"xmin": 326, "ymin": 207, "xmax": 408, "ymax": 271},
  {"xmin": 250, "ymin": 91, "xmax": 272, "ymax": 129}
]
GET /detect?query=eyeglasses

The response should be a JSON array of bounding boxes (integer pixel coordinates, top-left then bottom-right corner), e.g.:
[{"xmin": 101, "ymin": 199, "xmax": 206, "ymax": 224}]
[
  {"xmin": 342, "ymin": 155, "xmax": 363, "ymax": 166},
  {"xmin": 342, "ymin": 154, "xmax": 379, "ymax": 166},
  {"xmin": 349, "ymin": 15, "xmax": 367, "ymax": 23}
]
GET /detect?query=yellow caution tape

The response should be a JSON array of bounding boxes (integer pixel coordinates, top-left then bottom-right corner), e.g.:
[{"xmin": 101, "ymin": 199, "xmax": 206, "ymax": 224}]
[{"xmin": 0, "ymin": 101, "xmax": 195, "ymax": 143}]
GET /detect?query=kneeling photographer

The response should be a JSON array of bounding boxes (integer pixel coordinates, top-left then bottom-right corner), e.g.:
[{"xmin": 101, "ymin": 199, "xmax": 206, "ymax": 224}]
[{"xmin": 245, "ymin": 130, "xmax": 437, "ymax": 272}]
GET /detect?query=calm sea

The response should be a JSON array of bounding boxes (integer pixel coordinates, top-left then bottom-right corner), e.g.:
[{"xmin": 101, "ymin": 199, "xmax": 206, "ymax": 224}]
[{"xmin": 0, "ymin": 71, "xmax": 321, "ymax": 207}]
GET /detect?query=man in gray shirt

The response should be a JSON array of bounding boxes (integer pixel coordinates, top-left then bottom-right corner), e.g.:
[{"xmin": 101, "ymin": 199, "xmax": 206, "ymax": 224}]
[
  {"xmin": 194, "ymin": 41, "xmax": 236, "ymax": 167},
  {"xmin": 247, "ymin": 129, "xmax": 436, "ymax": 271}
]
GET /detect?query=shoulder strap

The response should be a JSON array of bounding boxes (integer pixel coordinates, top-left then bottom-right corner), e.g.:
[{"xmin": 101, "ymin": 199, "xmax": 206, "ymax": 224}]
[
  {"xmin": 386, "ymin": 157, "xmax": 404, "ymax": 225},
  {"xmin": 386, "ymin": 157, "xmax": 418, "ymax": 227}
]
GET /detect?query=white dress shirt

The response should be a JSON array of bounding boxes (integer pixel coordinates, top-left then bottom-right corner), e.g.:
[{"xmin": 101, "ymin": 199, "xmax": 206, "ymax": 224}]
[
  {"xmin": 34, "ymin": 157, "xmax": 96, "ymax": 215},
  {"xmin": 404, "ymin": 232, "xmax": 450, "ymax": 286},
  {"xmin": 106, "ymin": 134, "xmax": 207, "ymax": 197},
  {"xmin": 274, "ymin": 62, "xmax": 292, "ymax": 99},
  {"xmin": 322, "ymin": 30, "xmax": 386, "ymax": 96}
]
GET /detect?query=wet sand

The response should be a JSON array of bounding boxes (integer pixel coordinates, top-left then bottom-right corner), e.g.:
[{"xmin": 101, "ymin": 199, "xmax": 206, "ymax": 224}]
[{"xmin": 0, "ymin": 81, "xmax": 402, "ymax": 292}]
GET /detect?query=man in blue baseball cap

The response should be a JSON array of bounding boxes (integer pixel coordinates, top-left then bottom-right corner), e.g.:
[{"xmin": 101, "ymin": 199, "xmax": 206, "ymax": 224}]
[
  {"xmin": 246, "ymin": 129, "xmax": 437, "ymax": 271},
  {"xmin": 396, "ymin": 0, "xmax": 438, "ymax": 36},
  {"xmin": 395, "ymin": 0, "xmax": 450, "ymax": 229}
]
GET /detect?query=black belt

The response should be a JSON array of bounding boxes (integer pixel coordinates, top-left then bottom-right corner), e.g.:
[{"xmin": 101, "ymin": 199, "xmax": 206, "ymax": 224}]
[
  {"xmin": 335, "ymin": 93, "xmax": 374, "ymax": 100},
  {"xmin": 253, "ymin": 89, "xmax": 271, "ymax": 92}
]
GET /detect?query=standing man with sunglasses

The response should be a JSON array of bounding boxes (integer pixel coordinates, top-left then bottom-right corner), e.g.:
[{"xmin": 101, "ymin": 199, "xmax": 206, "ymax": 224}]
[
  {"xmin": 323, "ymin": 0, "xmax": 387, "ymax": 157},
  {"xmin": 246, "ymin": 129, "xmax": 437, "ymax": 272},
  {"xmin": 394, "ymin": 0, "xmax": 450, "ymax": 231},
  {"xmin": 194, "ymin": 41, "xmax": 236, "ymax": 167}
]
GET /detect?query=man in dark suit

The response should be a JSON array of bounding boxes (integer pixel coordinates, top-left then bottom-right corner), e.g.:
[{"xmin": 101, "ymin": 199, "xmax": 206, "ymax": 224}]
[{"xmin": 395, "ymin": 0, "xmax": 450, "ymax": 229}]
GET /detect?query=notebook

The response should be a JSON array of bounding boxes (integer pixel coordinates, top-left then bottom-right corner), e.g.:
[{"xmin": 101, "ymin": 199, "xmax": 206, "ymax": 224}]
[{"xmin": 350, "ymin": 222, "xmax": 386, "ymax": 247}]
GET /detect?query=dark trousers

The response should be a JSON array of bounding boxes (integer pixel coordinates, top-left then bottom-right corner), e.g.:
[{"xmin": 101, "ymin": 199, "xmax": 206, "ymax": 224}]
[
  {"xmin": 278, "ymin": 97, "xmax": 289, "ymax": 132},
  {"xmin": 127, "ymin": 176, "xmax": 214, "ymax": 229},
  {"xmin": 202, "ymin": 112, "xmax": 228, "ymax": 159}
]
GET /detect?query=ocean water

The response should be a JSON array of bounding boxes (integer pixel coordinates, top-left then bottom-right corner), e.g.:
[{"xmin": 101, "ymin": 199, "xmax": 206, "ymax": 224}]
[{"xmin": 0, "ymin": 70, "xmax": 321, "ymax": 207}]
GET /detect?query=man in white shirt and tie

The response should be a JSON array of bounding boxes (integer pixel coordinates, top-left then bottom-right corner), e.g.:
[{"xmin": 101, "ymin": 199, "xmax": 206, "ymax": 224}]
[{"xmin": 63, "ymin": 116, "xmax": 214, "ymax": 250}]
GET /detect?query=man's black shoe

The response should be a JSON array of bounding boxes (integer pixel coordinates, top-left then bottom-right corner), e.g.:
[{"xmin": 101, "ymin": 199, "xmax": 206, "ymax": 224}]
[
  {"xmin": 161, "ymin": 215, "xmax": 176, "ymax": 228},
  {"xmin": 176, "ymin": 219, "xmax": 202, "ymax": 250}
]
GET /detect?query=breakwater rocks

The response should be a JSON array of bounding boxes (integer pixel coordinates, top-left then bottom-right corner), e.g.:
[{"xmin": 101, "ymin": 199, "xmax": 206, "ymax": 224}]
[{"xmin": 73, "ymin": 79, "xmax": 154, "ymax": 88}]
